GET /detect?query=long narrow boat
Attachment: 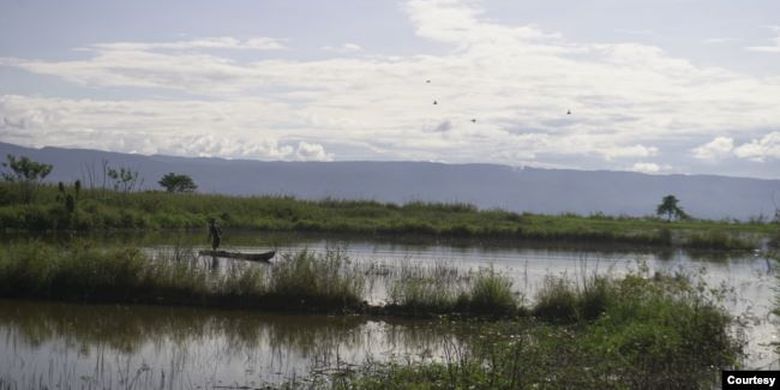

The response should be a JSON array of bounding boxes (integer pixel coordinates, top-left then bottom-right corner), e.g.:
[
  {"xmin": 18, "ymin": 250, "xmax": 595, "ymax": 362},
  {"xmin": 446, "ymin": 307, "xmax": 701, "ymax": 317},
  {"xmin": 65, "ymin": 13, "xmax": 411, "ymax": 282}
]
[{"xmin": 198, "ymin": 250, "xmax": 276, "ymax": 263}]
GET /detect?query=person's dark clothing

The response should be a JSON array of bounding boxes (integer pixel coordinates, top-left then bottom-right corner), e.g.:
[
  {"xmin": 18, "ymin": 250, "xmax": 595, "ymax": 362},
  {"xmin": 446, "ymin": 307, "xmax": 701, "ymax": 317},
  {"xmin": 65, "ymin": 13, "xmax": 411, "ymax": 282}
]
[{"xmin": 208, "ymin": 221, "xmax": 222, "ymax": 250}]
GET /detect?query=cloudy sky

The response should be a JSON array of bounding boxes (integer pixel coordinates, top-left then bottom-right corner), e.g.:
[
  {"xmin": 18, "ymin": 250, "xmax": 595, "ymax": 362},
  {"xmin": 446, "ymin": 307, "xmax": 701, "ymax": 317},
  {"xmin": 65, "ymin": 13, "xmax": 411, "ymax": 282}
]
[{"xmin": 1, "ymin": 0, "xmax": 779, "ymax": 178}]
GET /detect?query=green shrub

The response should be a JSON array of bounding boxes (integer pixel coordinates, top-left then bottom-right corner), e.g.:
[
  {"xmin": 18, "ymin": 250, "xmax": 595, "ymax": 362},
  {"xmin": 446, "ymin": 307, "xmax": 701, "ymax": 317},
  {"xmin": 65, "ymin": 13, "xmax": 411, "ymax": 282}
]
[{"xmin": 532, "ymin": 276, "xmax": 579, "ymax": 323}]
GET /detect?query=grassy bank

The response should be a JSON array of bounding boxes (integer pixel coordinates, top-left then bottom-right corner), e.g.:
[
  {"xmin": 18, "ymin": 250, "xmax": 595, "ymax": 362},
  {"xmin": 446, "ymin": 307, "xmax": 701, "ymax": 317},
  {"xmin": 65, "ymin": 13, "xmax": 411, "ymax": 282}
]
[
  {"xmin": 0, "ymin": 182, "xmax": 770, "ymax": 250},
  {"xmin": 308, "ymin": 272, "xmax": 742, "ymax": 389}
]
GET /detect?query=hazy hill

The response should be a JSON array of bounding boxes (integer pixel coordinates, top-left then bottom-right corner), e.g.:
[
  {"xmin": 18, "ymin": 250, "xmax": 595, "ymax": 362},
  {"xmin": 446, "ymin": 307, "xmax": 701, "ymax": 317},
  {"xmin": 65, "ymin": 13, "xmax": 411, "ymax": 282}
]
[{"xmin": 1, "ymin": 142, "xmax": 778, "ymax": 220}]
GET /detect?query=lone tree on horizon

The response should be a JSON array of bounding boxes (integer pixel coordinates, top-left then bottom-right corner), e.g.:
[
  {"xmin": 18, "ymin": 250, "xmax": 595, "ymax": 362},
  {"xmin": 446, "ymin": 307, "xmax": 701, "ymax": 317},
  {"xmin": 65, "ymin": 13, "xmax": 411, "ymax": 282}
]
[
  {"xmin": 158, "ymin": 172, "xmax": 197, "ymax": 193},
  {"xmin": 1, "ymin": 154, "xmax": 53, "ymax": 203},
  {"xmin": 656, "ymin": 195, "xmax": 687, "ymax": 222}
]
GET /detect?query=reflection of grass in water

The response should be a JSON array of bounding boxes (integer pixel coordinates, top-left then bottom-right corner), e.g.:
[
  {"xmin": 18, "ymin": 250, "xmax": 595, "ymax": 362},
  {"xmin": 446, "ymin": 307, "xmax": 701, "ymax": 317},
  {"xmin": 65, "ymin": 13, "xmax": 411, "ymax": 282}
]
[
  {"xmin": 773, "ymin": 255, "xmax": 779, "ymax": 357},
  {"xmin": 0, "ymin": 300, "xmax": 370, "ymax": 355},
  {"xmin": 0, "ymin": 299, "xmax": 481, "ymax": 389}
]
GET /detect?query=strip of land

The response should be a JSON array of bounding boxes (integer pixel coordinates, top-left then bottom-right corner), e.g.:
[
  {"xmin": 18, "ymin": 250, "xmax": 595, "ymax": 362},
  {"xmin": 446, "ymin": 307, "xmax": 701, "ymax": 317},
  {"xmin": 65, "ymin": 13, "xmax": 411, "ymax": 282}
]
[{"xmin": 1, "ymin": 183, "xmax": 775, "ymax": 250}]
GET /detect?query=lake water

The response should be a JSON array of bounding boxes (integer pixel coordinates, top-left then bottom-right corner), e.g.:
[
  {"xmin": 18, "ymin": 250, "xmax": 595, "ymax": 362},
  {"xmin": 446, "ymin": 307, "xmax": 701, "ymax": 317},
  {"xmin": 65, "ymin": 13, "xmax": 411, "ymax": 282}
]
[{"xmin": 0, "ymin": 233, "xmax": 777, "ymax": 388}]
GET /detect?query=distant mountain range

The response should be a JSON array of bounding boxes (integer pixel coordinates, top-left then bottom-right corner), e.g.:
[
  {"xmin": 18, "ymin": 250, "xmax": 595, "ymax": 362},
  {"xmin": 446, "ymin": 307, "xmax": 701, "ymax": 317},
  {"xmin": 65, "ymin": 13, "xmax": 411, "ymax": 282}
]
[{"xmin": 1, "ymin": 142, "xmax": 779, "ymax": 220}]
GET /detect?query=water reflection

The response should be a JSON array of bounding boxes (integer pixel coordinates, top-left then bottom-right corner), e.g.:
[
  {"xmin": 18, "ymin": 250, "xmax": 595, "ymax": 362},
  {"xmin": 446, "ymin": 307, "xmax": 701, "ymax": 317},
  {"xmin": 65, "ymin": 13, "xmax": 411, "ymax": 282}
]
[
  {"xmin": 0, "ymin": 300, "xmax": 470, "ymax": 389},
  {"xmin": 0, "ymin": 232, "xmax": 776, "ymax": 388},
  {"xmin": 1, "ymin": 229, "xmax": 762, "ymax": 262}
]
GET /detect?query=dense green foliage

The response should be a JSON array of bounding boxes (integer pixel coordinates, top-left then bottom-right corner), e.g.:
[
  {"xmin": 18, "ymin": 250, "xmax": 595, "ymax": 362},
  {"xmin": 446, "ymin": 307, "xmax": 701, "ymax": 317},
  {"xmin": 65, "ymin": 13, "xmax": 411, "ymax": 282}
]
[
  {"xmin": 158, "ymin": 172, "xmax": 197, "ymax": 193},
  {"xmin": 1, "ymin": 155, "xmax": 53, "ymax": 204},
  {"xmin": 0, "ymin": 182, "xmax": 769, "ymax": 250},
  {"xmin": 656, "ymin": 194, "xmax": 687, "ymax": 222}
]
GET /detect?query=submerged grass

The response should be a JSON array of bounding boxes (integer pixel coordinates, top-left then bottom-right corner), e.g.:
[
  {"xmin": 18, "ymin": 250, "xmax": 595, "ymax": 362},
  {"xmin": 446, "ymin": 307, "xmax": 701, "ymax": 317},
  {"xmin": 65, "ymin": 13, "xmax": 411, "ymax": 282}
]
[{"xmin": 0, "ymin": 182, "xmax": 770, "ymax": 250}]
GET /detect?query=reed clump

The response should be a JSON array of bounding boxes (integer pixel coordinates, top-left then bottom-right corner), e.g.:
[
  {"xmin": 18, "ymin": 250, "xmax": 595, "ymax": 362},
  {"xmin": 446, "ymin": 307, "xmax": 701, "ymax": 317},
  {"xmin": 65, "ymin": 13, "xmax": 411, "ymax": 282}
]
[
  {"xmin": 267, "ymin": 248, "xmax": 365, "ymax": 309},
  {"xmin": 387, "ymin": 265, "xmax": 521, "ymax": 316},
  {"xmin": 457, "ymin": 267, "xmax": 518, "ymax": 316}
]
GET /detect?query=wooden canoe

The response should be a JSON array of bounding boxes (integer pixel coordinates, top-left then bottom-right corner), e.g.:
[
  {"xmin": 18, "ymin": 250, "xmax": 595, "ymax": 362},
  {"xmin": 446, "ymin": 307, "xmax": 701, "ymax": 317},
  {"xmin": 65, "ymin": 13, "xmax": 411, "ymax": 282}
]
[{"xmin": 198, "ymin": 250, "xmax": 276, "ymax": 263}]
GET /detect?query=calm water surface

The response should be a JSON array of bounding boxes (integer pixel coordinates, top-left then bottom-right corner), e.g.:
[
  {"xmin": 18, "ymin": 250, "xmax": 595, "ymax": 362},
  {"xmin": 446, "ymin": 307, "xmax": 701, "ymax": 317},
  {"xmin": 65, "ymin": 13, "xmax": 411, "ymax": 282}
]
[{"xmin": 1, "ymin": 233, "xmax": 777, "ymax": 388}]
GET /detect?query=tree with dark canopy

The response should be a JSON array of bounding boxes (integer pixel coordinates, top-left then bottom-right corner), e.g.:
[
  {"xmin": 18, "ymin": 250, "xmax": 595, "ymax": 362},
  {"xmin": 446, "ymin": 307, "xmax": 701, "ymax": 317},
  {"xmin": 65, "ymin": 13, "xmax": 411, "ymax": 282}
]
[
  {"xmin": 1, "ymin": 154, "xmax": 53, "ymax": 203},
  {"xmin": 158, "ymin": 172, "xmax": 198, "ymax": 193},
  {"xmin": 656, "ymin": 195, "xmax": 687, "ymax": 222}
]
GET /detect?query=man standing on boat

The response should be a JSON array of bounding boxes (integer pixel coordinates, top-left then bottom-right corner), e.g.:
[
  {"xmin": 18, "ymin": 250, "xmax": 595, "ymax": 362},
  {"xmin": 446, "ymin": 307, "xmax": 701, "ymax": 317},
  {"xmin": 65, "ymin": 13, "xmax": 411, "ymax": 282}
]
[{"xmin": 208, "ymin": 217, "xmax": 222, "ymax": 251}]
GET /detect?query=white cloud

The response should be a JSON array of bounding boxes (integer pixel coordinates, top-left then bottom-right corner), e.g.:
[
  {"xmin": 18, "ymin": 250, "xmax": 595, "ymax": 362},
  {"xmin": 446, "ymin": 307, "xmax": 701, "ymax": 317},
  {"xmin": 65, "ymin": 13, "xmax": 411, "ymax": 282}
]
[
  {"xmin": 614, "ymin": 29, "xmax": 656, "ymax": 37},
  {"xmin": 691, "ymin": 133, "xmax": 780, "ymax": 162},
  {"xmin": 294, "ymin": 141, "xmax": 334, "ymax": 161},
  {"xmin": 90, "ymin": 36, "xmax": 287, "ymax": 52},
  {"xmin": 321, "ymin": 43, "xmax": 363, "ymax": 53},
  {"xmin": 601, "ymin": 144, "xmax": 658, "ymax": 160},
  {"xmin": 0, "ymin": 95, "xmax": 317, "ymax": 160},
  {"xmin": 0, "ymin": 1, "xmax": 779, "ymax": 171},
  {"xmin": 734, "ymin": 132, "xmax": 780, "ymax": 162},
  {"xmin": 703, "ymin": 37, "xmax": 738, "ymax": 44},
  {"xmin": 692, "ymin": 136, "xmax": 734, "ymax": 160},
  {"xmin": 631, "ymin": 162, "xmax": 665, "ymax": 174},
  {"xmin": 746, "ymin": 27, "xmax": 780, "ymax": 53}
]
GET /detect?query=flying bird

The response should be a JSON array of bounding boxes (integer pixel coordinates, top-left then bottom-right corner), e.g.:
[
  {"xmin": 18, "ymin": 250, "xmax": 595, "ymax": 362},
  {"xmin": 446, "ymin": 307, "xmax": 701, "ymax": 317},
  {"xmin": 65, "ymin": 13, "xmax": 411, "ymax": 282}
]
[
  {"xmin": 426, "ymin": 80, "xmax": 431, "ymax": 83},
  {"xmin": 471, "ymin": 119, "xmax": 477, "ymax": 123},
  {"xmin": 567, "ymin": 110, "xmax": 572, "ymax": 115},
  {"xmin": 433, "ymin": 100, "xmax": 438, "ymax": 105}
]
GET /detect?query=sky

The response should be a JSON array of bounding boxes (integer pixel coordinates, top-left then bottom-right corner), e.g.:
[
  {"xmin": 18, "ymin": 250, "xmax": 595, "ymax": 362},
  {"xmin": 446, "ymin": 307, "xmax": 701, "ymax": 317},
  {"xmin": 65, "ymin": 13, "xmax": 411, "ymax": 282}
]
[{"xmin": 1, "ymin": 0, "xmax": 779, "ymax": 179}]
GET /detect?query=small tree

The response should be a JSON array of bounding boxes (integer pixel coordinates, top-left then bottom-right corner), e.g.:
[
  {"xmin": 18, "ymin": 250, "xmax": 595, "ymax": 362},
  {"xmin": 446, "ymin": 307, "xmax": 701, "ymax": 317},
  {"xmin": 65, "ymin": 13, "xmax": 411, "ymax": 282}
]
[
  {"xmin": 158, "ymin": 172, "xmax": 198, "ymax": 193},
  {"xmin": 107, "ymin": 166, "xmax": 142, "ymax": 193},
  {"xmin": 656, "ymin": 195, "xmax": 687, "ymax": 222},
  {"xmin": 1, "ymin": 154, "xmax": 53, "ymax": 203}
]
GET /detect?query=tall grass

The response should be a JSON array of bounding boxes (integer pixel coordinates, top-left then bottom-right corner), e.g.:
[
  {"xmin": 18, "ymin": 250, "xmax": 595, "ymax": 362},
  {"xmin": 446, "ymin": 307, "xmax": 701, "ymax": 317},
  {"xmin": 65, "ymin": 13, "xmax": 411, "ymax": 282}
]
[
  {"xmin": 0, "ymin": 182, "xmax": 771, "ymax": 250},
  {"xmin": 458, "ymin": 268, "xmax": 519, "ymax": 315},
  {"xmin": 0, "ymin": 241, "xmax": 365, "ymax": 312},
  {"xmin": 268, "ymin": 248, "xmax": 365, "ymax": 309},
  {"xmin": 387, "ymin": 263, "xmax": 463, "ymax": 314},
  {"xmin": 387, "ymin": 265, "xmax": 520, "ymax": 316}
]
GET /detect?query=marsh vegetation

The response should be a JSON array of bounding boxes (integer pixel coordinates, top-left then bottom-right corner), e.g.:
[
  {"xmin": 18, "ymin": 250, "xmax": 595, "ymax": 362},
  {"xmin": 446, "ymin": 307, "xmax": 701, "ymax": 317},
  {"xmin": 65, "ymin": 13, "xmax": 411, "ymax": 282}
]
[
  {"xmin": 1, "ymin": 236, "xmax": 772, "ymax": 389},
  {"xmin": 0, "ymin": 181, "xmax": 770, "ymax": 251},
  {"xmin": 0, "ymin": 159, "xmax": 776, "ymax": 389}
]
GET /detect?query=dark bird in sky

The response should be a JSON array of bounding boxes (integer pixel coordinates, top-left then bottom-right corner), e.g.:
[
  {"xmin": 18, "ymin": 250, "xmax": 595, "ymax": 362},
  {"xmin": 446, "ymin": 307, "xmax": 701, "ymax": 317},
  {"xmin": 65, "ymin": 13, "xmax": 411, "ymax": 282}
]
[
  {"xmin": 567, "ymin": 110, "xmax": 572, "ymax": 115},
  {"xmin": 433, "ymin": 100, "xmax": 438, "ymax": 105},
  {"xmin": 471, "ymin": 118, "xmax": 477, "ymax": 123},
  {"xmin": 426, "ymin": 80, "xmax": 431, "ymax": 83}
]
